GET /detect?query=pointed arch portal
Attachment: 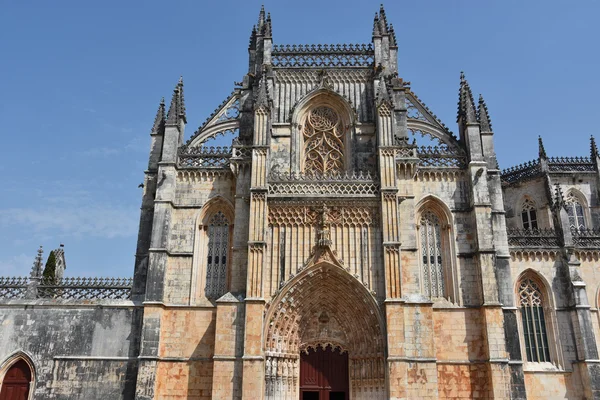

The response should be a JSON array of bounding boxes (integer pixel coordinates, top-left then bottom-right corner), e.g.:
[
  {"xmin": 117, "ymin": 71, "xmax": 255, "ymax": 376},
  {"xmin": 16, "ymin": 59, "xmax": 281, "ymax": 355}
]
[
  {"xmin": 264, "ymin": 260, "xmax": 386, "ymax": 400},
  {"xmin": 0, "ymin": 359, "xmax": 32, "ymax": 400}
]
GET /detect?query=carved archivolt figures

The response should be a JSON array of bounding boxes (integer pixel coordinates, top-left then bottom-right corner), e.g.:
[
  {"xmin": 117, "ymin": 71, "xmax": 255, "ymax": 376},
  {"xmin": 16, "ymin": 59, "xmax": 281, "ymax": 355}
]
[{"xmin": 303, "ymin": 106, "xmax": 345, "ymax": 174}]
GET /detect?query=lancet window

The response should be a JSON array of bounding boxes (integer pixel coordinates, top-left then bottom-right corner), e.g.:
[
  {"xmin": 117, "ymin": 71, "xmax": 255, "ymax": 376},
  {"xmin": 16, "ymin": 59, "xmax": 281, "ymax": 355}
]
[
  {"xmin": 420, "ymin": 211, "xmax": 445, "ymax": 298},
  {"xmin": 518, "ymin": 277, "xmax": 551, "ymax": 363},
  {"xmin": 303, "ymin": 106, "xmax": 345, "ymax": 174},
  {"xmin": 565, "ymin": 192, "xmax": 586, "ymax": 230},
  {"xmin": 521, "ymin": 198, "xmax": 538, "ymax": 230},
  {"xmin": 205, "ymin": 211, "xmax": 230, "ymax": 299}
]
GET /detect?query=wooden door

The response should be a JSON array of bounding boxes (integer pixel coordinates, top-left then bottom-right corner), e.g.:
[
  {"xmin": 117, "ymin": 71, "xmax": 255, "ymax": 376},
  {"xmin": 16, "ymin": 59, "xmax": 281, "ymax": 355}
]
[
  {"xmin": 300, "ymin": 346, "xmax": 348, "ymax": 400},
  {"xmin": 0, "ymin": 360, "xmax": 31, "ymax": 400}
]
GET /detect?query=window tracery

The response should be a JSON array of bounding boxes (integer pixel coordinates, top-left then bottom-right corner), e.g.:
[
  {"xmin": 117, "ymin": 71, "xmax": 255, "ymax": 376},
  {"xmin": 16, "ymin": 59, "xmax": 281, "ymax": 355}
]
[
  {"xmin": 518, "ymin": 277, "xmax": 551, "ymax": 363},
  {"xmin": 420, "ymin": 211, "xmax": 445, "ymax": 298},
  {"xmin": 521, "ymin": 198, "xmax": 538, "ymax": 230},
  {"xmin": 565, "ymin": 192, "xmax": 586, "ymax": 230},
  {"xmin": 303, "ymin": 106, "xmax": 345, "ymax": 174},
  {"xmin": 205, "ymin": 211, "xmax": 230, "ymax": 299}
]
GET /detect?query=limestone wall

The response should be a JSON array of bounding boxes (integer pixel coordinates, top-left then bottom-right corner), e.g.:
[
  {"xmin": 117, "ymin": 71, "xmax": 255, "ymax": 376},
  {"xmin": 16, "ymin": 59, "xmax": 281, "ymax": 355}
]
[{"xmin": 0, "ymin": 302, "xmax": 138, "ymax": 399}]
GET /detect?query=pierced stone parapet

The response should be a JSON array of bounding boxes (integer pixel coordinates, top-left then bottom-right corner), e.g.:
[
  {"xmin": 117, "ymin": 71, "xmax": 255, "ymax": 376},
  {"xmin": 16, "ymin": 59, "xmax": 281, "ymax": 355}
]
[
  {"xmin": 0, "ymin": 277, "xmax": 28, "ymax": 299},
  {"xmin": 548, "ymin": 156, "xmax": 595, "ymax": 172},
  {"xmin": 269, "ymin": 171, "xmax": 379, "ymax": 196},
  {"xmin": 507, "ymin": 228, "xmax": 559, "ymax": 248},
  {"xmin": 0, "ymin": 276, "xmax": 133, "ymax": 300},
  {"xmin": 417, "ymin": 145, "xmax": 466, "ymax": 168},
  {"xmin": 501, "ymin": 159, "xmax": 542, "ymax": 185},
  {"xmin": 573, "ymin": 228, "xmax": 600, "ymax": 248},
  {"xmin": 178, "ymin": 146, "xmax": 232, "ymax": 169},
  {"xmin": 36, "ymin": 277, "xmax": 133, "ymax": 300},
  {"xmin": 272, "ymin": 43, "xmax": 375, "ymax": 67}
]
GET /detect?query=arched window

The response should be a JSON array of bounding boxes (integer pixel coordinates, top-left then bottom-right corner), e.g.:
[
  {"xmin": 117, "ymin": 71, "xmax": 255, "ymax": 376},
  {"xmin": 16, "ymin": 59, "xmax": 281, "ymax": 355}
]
[
  {"xmin": 303, "ymin": 105, "xmax": 345, "ymax": 175},
  {"xmin": 420, "ymin": 211, "xmax": 445, "ymax": 298},
  {"xmin": 0, "ymin": 359, "xmax": 32, "ymax": 400},
  {"xmin": 205, "ymin": 211, "xmax": 230, "ymax": 300},
  {"xmin": 565, "ymin": 192, "xmax": 586, "ymax": 230},
  {"xmin": 521, "ymin": 198, "xmax": 538, "ymax": 230},
  {"xmin": 518, "ymin": 277, "xmax": 551, "ymax": 363}
]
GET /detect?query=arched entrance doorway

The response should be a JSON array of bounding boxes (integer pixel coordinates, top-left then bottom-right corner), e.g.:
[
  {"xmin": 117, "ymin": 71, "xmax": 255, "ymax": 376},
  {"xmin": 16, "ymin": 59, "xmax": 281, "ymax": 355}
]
[
  {"xmin": 264, "ymin": 257, "xmax": 387, "ymax": 399},
  {"xmin": 300, "ymin": 345, "xmax": 348, "ymax": 400},
  {"xmin": 0, "ymin": 360, "xmax": 31, "ymax": 400}
]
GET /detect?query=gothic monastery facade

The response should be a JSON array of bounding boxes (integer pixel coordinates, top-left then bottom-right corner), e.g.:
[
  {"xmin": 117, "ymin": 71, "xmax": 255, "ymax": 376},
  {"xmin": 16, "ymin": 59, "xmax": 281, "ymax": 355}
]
[{"xmin": 1, "ymin": 6, "xmax": 600, "ymax": 400}]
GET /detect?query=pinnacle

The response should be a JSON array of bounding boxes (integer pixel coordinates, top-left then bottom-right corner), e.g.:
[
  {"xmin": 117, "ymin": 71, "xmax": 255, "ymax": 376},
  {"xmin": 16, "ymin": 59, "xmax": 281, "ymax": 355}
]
[
  {"xmin": 538, "ymin": 136, "xmax": 547, "ymax": 159},
  {"xmin": 265, "ymin": 12, "xmax": 272, "ymax": 37},
  {"xmin": 554, "ymin": 183, "xmax": 564, "ymax": 208},
  {"xmin": 457, "ymin": 72, "xmax": 476, "ymax": 124},
  {"xmin": 151, "ymin": 97, "xmax": 166, "ymax": 134},
  {"xmin": 591, "ymin": 135, "xmax": 599, "ymax": 159},
  {"xmin": 249, "ymin": 25, "xmax": 257, "ymax": 49},
  {"xmin": 389, "ymin": 24, "xmax": 397, "ymax": 46},
  {"xmin": 166, "ymin": 76, "xmax": 186, "ymax": 126},
  {"xmin": 372, "ymin": 13, "xmax": 381, "ymax": 36},
  {"xmin": 258, "ymin": 5, "xmax": 265, "ymax": 26},
  {"xmin": 378, "ymin": 4, "xmax": 388, "ymax": 34},
  {"xmin": 477, "ymin": 94, "xmax": 492, "ymax": 132},
  {"xmin": 255, "ymin": 74, "xmax": 270, "ymax": 109}
]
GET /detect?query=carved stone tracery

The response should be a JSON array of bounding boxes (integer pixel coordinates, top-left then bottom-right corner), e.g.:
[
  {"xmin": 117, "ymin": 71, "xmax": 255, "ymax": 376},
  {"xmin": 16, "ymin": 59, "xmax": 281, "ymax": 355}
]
[{"xmin": 303, "ymin": 106, "xmax": 345, "ymax": 175}]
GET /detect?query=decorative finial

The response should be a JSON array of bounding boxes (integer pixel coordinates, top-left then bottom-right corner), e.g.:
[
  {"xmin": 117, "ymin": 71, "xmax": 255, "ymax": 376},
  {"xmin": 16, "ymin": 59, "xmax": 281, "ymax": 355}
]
[
  {"xmin": 166, "ymin": 77, "xmax": 186, "ymax": 125},
  {"xmin": 477, "ymin": 94, "xmax": 492, "ymax": 133},
  {"xmin": 538, "ymin": 136, "xmax": 547, "ymax": 160},
  {"xmin": 151, "ymin": 97, "xmax": 166, "ymax": 134},
  {"xmin": 457, "ymin": 72, "xmax": 476, "ymax": 124},
  {"xmin": 591, "ymin": 135, "xmax": 599, "ymax": 160}
]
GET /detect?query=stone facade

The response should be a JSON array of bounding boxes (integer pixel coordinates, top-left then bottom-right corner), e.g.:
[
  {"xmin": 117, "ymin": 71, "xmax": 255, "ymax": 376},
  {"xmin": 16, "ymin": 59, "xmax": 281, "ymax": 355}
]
[{"xmin": 2, "ymin": 5, "xmax": 600, "ymax": 400}]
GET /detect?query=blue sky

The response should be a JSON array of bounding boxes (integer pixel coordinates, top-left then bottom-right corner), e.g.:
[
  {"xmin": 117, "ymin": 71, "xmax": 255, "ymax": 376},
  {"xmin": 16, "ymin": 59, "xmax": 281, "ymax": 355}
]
[{"xmin": 1, "ymin": 1, "xmax": 599, "ymax": 278}]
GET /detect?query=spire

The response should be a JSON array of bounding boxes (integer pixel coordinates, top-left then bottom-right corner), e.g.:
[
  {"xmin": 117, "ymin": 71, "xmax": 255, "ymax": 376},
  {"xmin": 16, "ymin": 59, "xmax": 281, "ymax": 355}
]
[
  {"xmin": 378, "ymin": 4, "xmax": 389, "ymax": 34},
  {"xmin": 151, "ymin": 97, "xmax": 166, "ymax": 134},
  {"xmin": 257, "ymin": 5, "xmax": 266, "ymax": 34},
  {"xmin": 372, "ymin": 13, "xmax": 381, "ymax": 36},
  {"xmin": 591, "ymin": 135, "xmax": 599, "ymax": 160},
  {"xmin": 538, "ymin": 136, "xmax": 547, "ymax": 160},
  {"xmin": 166, "ymin": 77, "xmax": 186, "ymax": 126},
  {"xmin": 389, "ymin": 24, "xmax": 397, "ymax": 47},
  {"xmin": 30, "ymin": 246, "xmax": 43, "ymax": 278},
  {"xmin": 457, "ymin": 72, "xmax": 477, "ymax": 124},
  {"xmin": 265, "ymin": 12, "xmax": 272, "ymax": 38},
  {"xmin": 477, "ymin": 94, "xmax": 492, "ymax": 133}
]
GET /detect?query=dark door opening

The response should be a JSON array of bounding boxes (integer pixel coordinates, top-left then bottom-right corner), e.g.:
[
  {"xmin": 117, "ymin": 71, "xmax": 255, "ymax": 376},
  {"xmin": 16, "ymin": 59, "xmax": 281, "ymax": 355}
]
[
  {"xmin": 0, "ymin": 360, "xmax": 31, "ymax": 400},
  {"xmin": 300, "ymin": 345, "xmax": 348, "ymax": 400}
]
